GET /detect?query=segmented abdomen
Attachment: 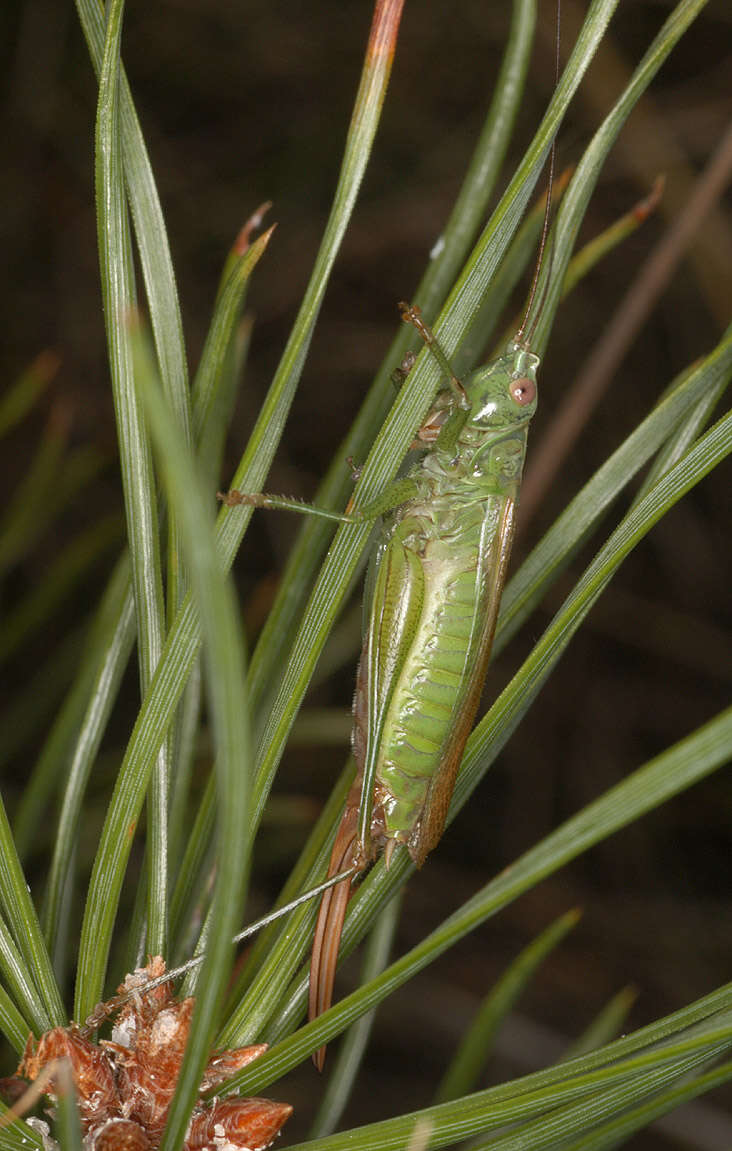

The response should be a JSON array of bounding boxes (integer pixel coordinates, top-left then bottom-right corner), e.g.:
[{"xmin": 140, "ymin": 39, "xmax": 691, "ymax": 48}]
[{"xmin": 363, "ymin": 493, "xmax": 510, "ymax": 862}]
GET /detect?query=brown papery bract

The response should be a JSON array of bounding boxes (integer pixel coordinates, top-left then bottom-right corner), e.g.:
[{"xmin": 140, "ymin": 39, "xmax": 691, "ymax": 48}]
[{"xmin": 14, "ymin": 958, "xmax": 291, "ymax": 1151}]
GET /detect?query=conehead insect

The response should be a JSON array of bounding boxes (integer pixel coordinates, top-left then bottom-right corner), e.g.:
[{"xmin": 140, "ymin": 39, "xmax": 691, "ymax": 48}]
[
  {"xmin": 218, "ymin": 11, "xmax": 560, "ymax": 1070},
  {"xmin": 308, "ymin": 296, "xmax": 542, "ymax": 1068},
  {"xmin": 219, "ymin": 183, "xmax": 552, "ymax": 1072}
]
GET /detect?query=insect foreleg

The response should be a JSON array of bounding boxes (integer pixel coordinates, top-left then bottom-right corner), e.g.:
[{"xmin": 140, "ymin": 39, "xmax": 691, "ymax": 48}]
[
  {"xmin": 398, "ymin": 302, "xmax": 472, "ymax": 453},
  {"xmin": 398, "ymin": 302, "xmax": 469, "ymax": 412}
]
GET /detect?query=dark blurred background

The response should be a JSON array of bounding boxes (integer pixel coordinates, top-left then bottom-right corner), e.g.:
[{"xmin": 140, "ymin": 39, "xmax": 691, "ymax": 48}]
[{"xmin": 2, "ymin": 1, "xmax": 731, "ymax": 1146}]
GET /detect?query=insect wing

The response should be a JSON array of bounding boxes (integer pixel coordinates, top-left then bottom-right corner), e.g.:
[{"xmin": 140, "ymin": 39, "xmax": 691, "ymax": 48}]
[
  {"xmin": 411, "ymin": 497, "xmax": 517, "ymax": 864},
  {"xmin": 357, "ymin": 524, "xmax": 426, "ymax": 851}
]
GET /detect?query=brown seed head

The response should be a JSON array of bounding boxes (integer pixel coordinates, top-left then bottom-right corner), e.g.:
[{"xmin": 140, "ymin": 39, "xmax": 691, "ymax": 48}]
[{"xmin": 187, "ymin": 1097, "xmax": 293, "ymax": 1151}]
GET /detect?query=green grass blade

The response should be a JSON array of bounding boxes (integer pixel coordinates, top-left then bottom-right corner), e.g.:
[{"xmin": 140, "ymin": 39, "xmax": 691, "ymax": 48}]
[
  {"xmin": 0, "ymin": 1108, "xmax": 43, "ymax": 1151},
  {"xmin": 168, "ymin": 773, "xmax": 215, "ymax": 955},
  {"xmin": 563, "ymin": 987, "xmax": 638, "ymax": 1062},
  {"xmin": 42, "ymin": 569, "xmax": 135, "ymax": 965},
  {"xmin": 251, "ymin": 1000, "xmax": 732, "ymax": 1151},
  {"xmin": 552, "ymin": 1059, "xmax": 732, "ymax": 1150},
  {"xmin": 192, "ymin": 227, "xmax": 273, "ymax": 454},
  {"xmin": 169, "ymin": 258, "xmax": 258, "ymax": 865},
  {"xmin": 0, "ymin": 351, "xmax": 59, "ymax": 439},
  {"xmin": 0, "ymin": 982, "xmax": 29, "ymax": 1054},
  {"xmin": 196, "ymin": 316, "xmax": 252, "ymax": 496},
  {"xmin": 74, "ymin": 0, "xmax": 193, "ymax": 661},
  {"xmin": 0, "ymin": 917, "xmax": 53, "ymax": 1036},
  {"xmin": 468, "ymin": 1045, "xmax": 731, "ymax": 1151},
  {"xmin": 74, "ymin": 600, "xmax": 200, "ymax": 1020},
  {"xmin": 455, "ymin": 169, "xmax": 572, "ymax": 375},
  {"xmin": 168, "ymin": 657, "xmax": 202, "ymax": 880},
  {"xmin": 430, "ymin": 0, "xmax": 537, "ymax": 278},
  {"xmin": 92, "ymin": 0, "xmax": 170, "ymax": 960},
  {"xmin": 54, "ymin": 1081, "xmax": 84, "ymax": 1151},
  {"xmin": 0, "ymin": 438, "xmax": 103, "ymax": 582},
  {"xmin": 434, "ymin": 909, "xmax": 581, "ymax": 1103},
  {"xmin": 72, "ymin": 0, "xmax": 191, "ymax": 432},
  {"xmin": 220, "ymin": 0, "xmax": 408, "ymax": 519},
  {"xmin": 215, "ymin": 0, "xmax": 410, "ymax": 607},
  {"xmin": 13, "ymin": 555, "xmax": 132, "ymax": 863},
  {"xmin": 530, "ymin": 0, "xmax": 710, "ymax": 357},
  {"xmin": 0, "ymin": 796, "xmax": 64, "ymax": 1023},
  {"xmin": 11, "ymin": 629, "xmax": 95, "ymax": 858},
  {"xmin": 133, "ymin": 323, "xmax": 252, "ymax": 1151},
  {"xmin": 560, "ymin": 180, "xmax": 664, "ymax": 300},
  {"xmin": 634, "ymin": 367, "xmax": 727, "ymax": 509}
]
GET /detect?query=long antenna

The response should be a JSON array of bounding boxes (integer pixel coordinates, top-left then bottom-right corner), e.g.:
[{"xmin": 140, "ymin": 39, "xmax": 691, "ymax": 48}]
[
  {"xmin": 80, "ymin": 867, "xmax": 358, "ymax": 1031},
  {"xmin": 516, "ymin": 0, "xmax": 562, "ymax": 346}
]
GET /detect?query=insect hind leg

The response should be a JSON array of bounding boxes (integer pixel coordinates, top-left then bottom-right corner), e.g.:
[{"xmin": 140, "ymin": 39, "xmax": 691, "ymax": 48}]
[{"xmin": 218, "ymin": 489, "xmax": 359, "ymax": 524}]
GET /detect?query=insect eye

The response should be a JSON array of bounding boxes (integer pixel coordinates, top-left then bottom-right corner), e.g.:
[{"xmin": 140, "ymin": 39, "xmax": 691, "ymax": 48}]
[{"xmin": 510, "ymin": 377, "xmax": 536, "ymax": 406}]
